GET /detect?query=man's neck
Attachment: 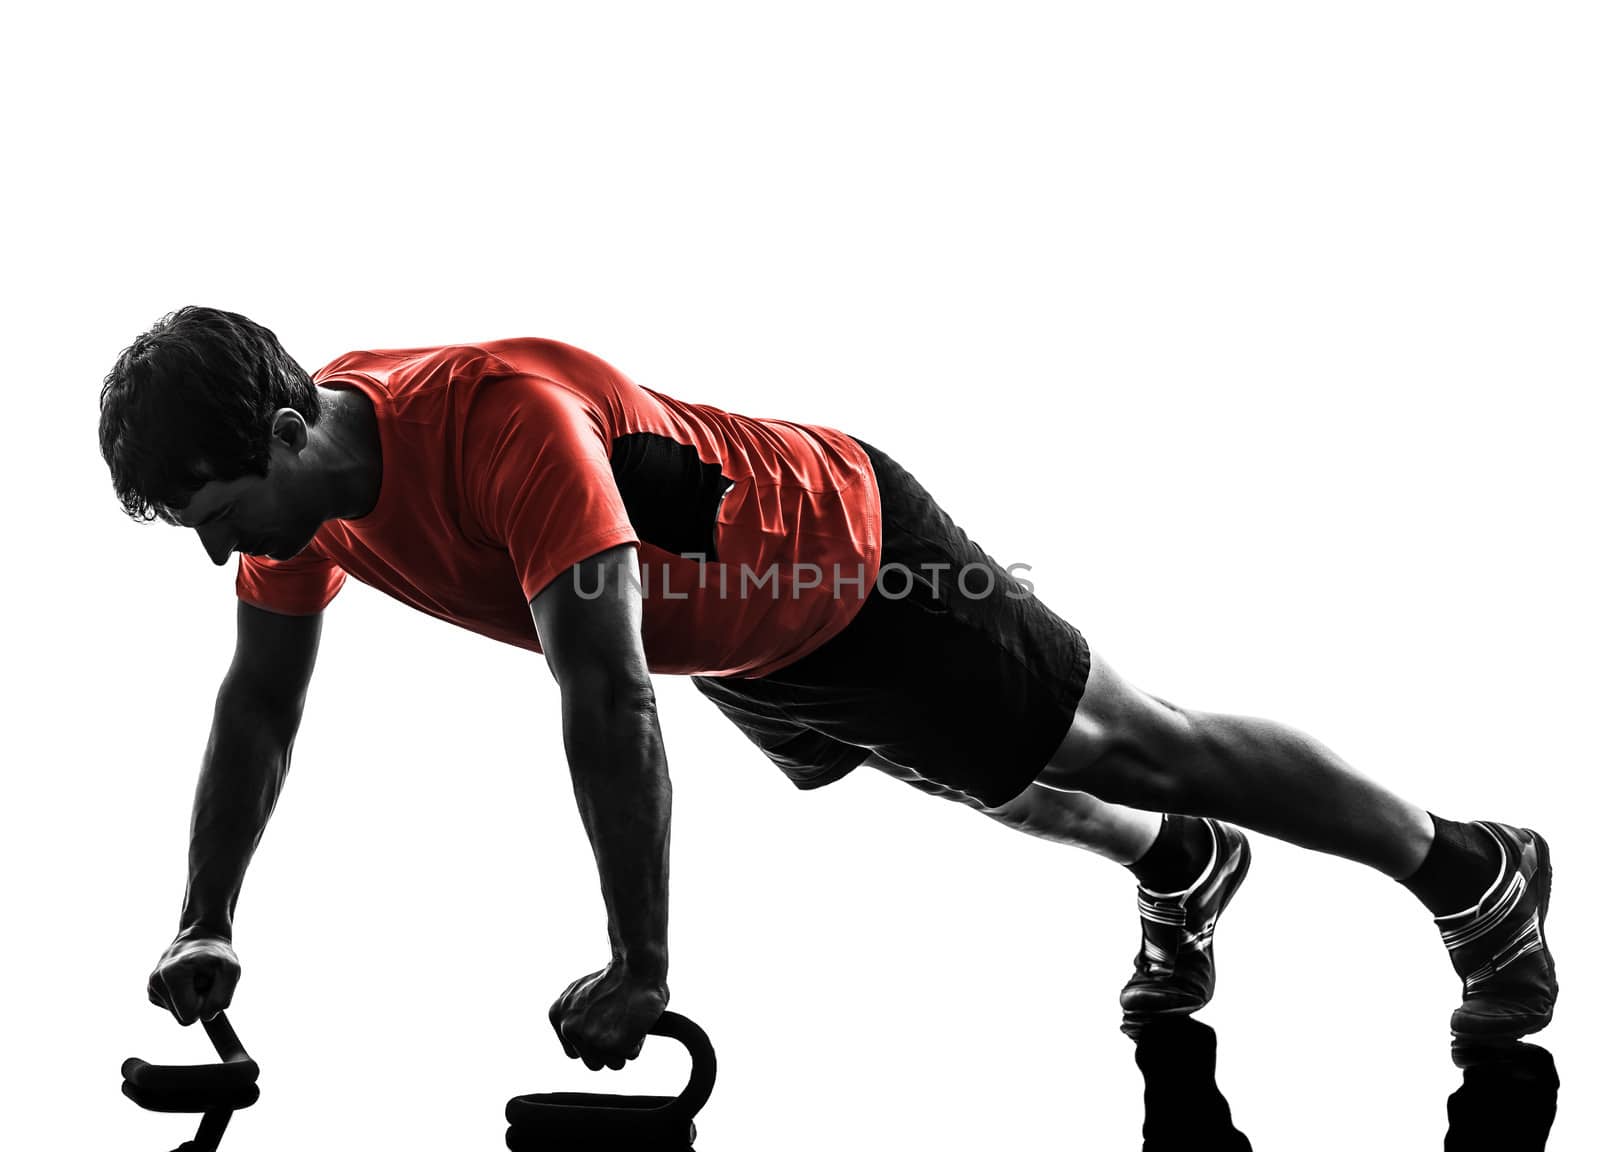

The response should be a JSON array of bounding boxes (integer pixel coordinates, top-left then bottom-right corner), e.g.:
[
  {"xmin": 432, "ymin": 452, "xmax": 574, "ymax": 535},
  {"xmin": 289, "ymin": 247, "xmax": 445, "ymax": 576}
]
[{"xmin": 316, "ymin": 385, "xmax": 383, "ymax": 522}]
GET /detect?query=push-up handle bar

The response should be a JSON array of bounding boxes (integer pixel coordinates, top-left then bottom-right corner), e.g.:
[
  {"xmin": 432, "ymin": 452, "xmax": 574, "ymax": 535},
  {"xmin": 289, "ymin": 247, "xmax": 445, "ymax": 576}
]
[{"xmin": 122, "ymin": 1011, "xmax": 260, "ymax": 1152}]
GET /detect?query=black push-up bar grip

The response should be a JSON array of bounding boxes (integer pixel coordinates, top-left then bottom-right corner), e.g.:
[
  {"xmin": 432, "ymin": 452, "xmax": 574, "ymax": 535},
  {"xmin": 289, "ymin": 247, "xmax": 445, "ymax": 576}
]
[
  {"xmin": 505, "ymin": 1011, "xmax": 717, "ymax": 1151},
  {"xmin": 122, "ymin": 1011, "xmax": 259, "ymax": 1151}
]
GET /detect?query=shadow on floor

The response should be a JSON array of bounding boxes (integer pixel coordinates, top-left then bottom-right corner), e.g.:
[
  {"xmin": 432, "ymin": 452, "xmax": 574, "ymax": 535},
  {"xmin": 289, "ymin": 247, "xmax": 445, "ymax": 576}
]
[
  {"xmin": 1446, "ymin": 1039, "xmax": 1559, "ymax": 1152},
  {"xmin": 1127, "ymin": 1018, "xmax": 1559, "ymax": 1152}
]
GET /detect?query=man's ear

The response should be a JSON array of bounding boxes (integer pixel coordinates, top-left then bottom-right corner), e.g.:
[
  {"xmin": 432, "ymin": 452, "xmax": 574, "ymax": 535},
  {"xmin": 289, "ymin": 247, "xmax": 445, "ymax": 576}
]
[{"xmin": 269, "ymin": 407, "xmax": 310, "ymax": 453}]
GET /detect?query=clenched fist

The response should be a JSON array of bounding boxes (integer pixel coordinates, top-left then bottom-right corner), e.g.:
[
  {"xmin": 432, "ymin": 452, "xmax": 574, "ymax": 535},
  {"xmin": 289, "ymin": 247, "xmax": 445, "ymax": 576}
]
[
  {"xmin": 549, "ymin": 961, "xmax": 668, "ymax": 1071},
  {"xmin": 148, "ymin": 929, "xmax": 240, "ymax": 1026}
]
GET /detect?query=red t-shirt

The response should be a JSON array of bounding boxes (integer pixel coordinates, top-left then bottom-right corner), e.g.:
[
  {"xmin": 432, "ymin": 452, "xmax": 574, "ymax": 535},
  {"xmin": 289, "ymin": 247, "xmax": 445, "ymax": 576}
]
[{"xmin": 235, "ymin": 338, "xmax": 881, "ymax": 677}]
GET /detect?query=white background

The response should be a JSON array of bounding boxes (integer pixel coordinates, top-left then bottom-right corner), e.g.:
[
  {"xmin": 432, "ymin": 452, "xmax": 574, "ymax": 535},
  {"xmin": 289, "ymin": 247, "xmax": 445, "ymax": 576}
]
[{"xmin": 4, "ymin": 3, "xmax": 1595, "ymax": 1149}]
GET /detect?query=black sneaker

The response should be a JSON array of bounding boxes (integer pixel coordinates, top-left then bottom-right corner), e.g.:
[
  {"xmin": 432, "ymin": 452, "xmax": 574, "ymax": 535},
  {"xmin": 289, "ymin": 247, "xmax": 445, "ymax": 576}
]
[
  {"xmin": 1120, "ymin": 818, "xmax": 1251, "ymax": 1027},
  {"xmin": 1437, "ymin": 821, "xmax": 1557, "ymax": 1040}
]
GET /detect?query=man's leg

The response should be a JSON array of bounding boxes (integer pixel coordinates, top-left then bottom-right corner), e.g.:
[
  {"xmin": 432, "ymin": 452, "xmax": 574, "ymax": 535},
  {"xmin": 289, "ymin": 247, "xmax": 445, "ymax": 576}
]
[
  {"xmin": 864, "ymin": 751, "xmax": 1161, "ymax": 863},
  {"xmin": 1039, "ymin": 653, "xmax": 1435, "ymax": 875},
  {"xmin": 1034, "ymin": 650, "xmax": 1558, "ymax": 1039},
  {"xmin": 864, "ymin": 750, "xmax": 1253, "ymax": 1022}
]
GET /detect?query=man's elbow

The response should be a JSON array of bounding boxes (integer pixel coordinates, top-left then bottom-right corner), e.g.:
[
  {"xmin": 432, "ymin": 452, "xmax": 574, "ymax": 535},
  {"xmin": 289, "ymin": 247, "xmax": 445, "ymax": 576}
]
[
  {"xmin": 559, "ymin": 668, "xmax": 666, "ymax": 776},
  {"xmin": 560, "ymin": 665, "xmax": 658, "ymax": 719}
]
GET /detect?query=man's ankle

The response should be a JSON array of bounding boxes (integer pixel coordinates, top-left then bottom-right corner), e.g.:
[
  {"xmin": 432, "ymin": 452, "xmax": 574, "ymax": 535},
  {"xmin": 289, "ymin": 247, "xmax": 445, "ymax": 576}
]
[
  {"xmin": 1402, "ymin": 814, "xmax": 1502, "ymax": 917},
  {"xmin": 1129, "ymin": 815, "xmax": 1213, "ymax": 893}
]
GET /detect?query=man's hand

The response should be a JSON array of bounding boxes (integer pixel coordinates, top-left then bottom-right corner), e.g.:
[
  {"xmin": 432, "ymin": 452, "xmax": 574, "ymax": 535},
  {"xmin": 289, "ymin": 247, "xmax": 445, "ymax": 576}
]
[
  {"xmin": 148, "ymin": 929, "xmax": 241, "ymax": 1026},
  {"xmin": 549, "ymin": 961, "xmax": 669, "ymax": 1071}
]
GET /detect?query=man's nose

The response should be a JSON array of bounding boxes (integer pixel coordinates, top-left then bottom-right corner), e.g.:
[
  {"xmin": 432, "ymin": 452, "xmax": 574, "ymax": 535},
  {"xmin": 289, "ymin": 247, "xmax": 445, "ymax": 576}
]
[{"xmin": 196, "ymin": 523, "xmax": 234, "ymax": 566}]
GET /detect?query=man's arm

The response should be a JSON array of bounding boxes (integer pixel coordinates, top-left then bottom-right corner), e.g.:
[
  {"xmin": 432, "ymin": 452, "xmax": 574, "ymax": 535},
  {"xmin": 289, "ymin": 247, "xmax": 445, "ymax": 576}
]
[
  {"xmin": 150, "ymin": 601, "xmax": 322, "ymax": 1024},
  {"xmin": 530, "ymin": 543, "xmax": 671, "ymax": 1068}
]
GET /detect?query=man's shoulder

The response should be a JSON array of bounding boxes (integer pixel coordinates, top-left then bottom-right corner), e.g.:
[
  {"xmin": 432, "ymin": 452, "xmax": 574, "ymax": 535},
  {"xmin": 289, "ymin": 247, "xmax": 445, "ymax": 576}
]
[
  {"xmin": 313, "ymin": 338, "xmax": 625, "ymax": 393},
  {"xmin": 313, "ymin": 341, "xmax": 514, "ymax": 381}
]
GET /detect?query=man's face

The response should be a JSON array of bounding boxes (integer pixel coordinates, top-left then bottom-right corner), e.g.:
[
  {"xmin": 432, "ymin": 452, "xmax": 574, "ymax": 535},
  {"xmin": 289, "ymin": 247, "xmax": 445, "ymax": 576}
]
[{"xmin": 169, "ymin": 434, "xmax": 323, "ymax": 567}]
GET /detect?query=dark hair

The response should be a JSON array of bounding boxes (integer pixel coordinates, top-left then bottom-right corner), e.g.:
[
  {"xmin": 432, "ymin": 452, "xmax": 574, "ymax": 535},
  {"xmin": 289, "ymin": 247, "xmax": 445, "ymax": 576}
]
[{"xmin": 99, "ymin": 307, "xmax": 321, "ymax": 523}]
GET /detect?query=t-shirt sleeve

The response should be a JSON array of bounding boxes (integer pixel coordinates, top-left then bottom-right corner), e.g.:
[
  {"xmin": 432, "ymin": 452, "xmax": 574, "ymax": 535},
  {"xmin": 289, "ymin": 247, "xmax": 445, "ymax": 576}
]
[
  {"xmin": 466, "ymin": 373, "xmax": 639, "ymax": 603},
  {"xmin": 236, "ymin": 550, "xmax": 347, "ymax": 615}
]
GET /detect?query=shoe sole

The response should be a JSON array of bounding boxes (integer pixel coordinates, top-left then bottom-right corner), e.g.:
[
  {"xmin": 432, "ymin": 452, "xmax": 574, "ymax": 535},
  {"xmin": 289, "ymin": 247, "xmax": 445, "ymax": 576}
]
[
  {"xmin": 1123, "ymin": 827, "xmax": 1252, "ymax": 1023},
  {"xmin": 1450, "ymin": 828, "xmax": 1556, "ymax": 1040}
]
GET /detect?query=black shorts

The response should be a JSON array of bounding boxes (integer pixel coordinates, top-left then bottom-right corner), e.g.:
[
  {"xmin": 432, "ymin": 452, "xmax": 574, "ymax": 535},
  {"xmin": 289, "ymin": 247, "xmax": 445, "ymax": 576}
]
[{"xmin": 691, "ymin": 438, "xmax": 1092, "ymax": 810}]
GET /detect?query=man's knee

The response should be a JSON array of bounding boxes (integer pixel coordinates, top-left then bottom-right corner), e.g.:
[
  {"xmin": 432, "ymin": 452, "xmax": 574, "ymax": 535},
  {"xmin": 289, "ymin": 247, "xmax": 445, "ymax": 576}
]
[{"xmin": 982, "ymin": 783, "xmax": 1108, "ymax": 842}]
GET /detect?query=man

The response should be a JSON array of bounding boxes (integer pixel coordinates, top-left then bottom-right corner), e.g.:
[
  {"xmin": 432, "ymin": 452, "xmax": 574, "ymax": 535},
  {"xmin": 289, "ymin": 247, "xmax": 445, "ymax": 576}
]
[{"xmin": 99, "ymin": 307, "xmax": 1557, "ymax": 1072}]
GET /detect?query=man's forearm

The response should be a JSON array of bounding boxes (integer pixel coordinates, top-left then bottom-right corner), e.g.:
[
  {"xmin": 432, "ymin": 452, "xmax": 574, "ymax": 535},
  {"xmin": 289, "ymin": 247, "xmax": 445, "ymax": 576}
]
[
  {"xmin": 562, "ymin": 684, "xmax": 671, "ymax": 983},
  {"xmin": 178, "ymin": 686, "xmax": 298, "ymax": 939}
]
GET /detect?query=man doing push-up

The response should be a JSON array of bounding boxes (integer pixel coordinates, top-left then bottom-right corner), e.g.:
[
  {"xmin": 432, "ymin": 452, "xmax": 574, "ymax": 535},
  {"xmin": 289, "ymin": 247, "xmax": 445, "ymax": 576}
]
[{"xmin": 98, "ymin": 307, "xmax": 1557, "ymax": 1071}]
